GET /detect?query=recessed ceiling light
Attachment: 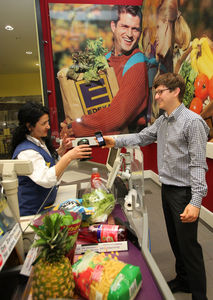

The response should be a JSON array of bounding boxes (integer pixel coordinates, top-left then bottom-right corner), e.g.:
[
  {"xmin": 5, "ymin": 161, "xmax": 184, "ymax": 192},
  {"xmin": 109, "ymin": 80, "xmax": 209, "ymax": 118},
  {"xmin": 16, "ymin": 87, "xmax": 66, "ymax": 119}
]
[
  {"xmin": 26, "ymin": 51, "xmax": 32, "ymax": 55},
  {"xmin": 35, "ymin": 63, "xmax": 40, "ymax": 66},
  {"xmin": 5, "ymin": 25, "xmax": 14, "ymax": 31}
]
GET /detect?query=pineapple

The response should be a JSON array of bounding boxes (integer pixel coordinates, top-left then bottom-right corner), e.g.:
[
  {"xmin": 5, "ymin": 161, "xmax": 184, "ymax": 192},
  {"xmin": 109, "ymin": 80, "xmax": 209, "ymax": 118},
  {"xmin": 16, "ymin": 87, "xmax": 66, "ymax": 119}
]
[{"xmin": 30, "ymin": 213, "xmax": 75, "ymax": 299}]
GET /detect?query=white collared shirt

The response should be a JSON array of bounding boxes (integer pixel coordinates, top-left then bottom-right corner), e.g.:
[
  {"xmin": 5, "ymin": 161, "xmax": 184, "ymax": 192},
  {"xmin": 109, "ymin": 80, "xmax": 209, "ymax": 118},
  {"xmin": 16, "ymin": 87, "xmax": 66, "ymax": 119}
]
[{"xmin": 17, "ymin": 135, "xmax": 58, "ymax": 188}]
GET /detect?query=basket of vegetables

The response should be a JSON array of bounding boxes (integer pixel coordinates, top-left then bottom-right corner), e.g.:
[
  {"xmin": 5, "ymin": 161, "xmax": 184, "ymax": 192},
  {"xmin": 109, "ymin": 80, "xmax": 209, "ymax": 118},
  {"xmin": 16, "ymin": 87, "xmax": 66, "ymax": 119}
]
[{"xmin": 57, "ymin": 37, "xmax": 118, "ymax": 121}]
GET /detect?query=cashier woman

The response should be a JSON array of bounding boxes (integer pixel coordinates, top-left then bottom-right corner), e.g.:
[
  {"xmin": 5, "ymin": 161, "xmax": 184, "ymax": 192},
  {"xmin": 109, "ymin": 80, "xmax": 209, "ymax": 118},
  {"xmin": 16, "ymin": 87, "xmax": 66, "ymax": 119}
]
[{"xmin": 11, "ymin": 102, "xmax": 92, "ymax": 216}]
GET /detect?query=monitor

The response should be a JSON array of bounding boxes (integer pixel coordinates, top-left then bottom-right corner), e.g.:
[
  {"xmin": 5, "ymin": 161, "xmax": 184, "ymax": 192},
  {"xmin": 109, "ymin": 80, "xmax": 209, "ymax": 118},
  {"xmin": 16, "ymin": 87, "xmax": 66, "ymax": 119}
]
[
  {"xmin": 106, "ymin": 148, "xmax": 121, "ymax": 172},
  {"xmin": 105, "ymin": 148, "xmax": 122, "ymax": 190}
]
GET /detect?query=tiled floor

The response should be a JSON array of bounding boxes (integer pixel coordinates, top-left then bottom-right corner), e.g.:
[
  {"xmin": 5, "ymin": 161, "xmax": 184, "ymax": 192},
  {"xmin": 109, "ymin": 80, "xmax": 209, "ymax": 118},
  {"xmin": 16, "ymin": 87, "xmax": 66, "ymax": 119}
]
[{"xmin": 144, "ymin": 179, "xmax": 213, "ymax": 300}]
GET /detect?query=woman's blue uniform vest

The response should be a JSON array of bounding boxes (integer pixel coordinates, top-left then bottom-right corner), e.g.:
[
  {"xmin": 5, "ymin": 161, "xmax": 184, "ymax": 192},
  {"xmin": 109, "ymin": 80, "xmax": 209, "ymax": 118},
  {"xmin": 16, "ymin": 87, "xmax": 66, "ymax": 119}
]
[{"xmin": 12, "ymin": 140, "xmax": 57, "ymax": 216}]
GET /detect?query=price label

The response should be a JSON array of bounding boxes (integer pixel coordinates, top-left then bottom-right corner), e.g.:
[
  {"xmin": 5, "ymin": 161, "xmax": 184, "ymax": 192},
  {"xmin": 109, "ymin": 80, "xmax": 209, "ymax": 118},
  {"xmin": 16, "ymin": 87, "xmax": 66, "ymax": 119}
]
[{"xmin": 0, "ymin": 223, "xmax": 22, "ymax": 271}]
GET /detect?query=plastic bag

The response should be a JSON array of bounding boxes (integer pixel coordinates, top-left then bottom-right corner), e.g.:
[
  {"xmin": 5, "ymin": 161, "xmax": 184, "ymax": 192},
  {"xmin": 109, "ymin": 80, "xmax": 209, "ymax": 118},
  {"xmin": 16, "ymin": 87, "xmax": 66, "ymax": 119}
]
[
  {"xmin": 72, "ymin": 251, "xmax": 142, "ymax": 300},
  {"xmin": 81, "ymin": 179, "xmax": 115, "ymax": 224}
]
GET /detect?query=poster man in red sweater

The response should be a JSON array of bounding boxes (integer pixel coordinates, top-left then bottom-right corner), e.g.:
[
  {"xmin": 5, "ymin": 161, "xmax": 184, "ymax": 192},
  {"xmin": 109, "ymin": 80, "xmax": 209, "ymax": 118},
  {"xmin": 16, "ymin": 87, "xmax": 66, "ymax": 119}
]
[{"xmin": 61, "ymin": 5, "xmax": 149, "ymax": 138}]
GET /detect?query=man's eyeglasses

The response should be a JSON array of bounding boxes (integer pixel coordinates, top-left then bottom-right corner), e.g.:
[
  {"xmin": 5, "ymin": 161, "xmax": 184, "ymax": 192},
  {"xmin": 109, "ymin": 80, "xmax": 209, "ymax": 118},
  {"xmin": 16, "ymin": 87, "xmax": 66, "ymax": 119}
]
[{"xmin": 154, "ymin": 88, "xmax": 170, "ymax": 96}]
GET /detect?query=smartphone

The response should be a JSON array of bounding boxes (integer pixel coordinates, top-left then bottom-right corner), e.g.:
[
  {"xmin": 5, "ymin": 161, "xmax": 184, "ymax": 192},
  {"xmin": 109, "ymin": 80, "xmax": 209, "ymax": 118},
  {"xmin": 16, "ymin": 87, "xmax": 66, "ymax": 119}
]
[{"xmin": 95, "ymin": 131, "xmax": 106, "ymax": 146}]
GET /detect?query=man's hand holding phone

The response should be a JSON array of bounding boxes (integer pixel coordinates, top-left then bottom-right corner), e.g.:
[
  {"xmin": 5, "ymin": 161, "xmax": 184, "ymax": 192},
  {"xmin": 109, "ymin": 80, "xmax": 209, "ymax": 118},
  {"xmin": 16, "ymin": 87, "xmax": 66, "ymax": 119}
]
[
  {"xmin": 95, "ymin": 131, "xmax": 106, "ymax": 146},
  {"xmin": 94, "ymin": 132, "xmax": 115, "ymax": 148}
]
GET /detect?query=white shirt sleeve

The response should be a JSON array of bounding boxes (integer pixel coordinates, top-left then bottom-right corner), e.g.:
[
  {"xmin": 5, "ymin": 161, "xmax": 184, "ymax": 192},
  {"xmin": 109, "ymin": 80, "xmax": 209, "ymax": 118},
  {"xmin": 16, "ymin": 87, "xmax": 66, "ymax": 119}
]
[{"xmin": 17, "ymin": 149, "xmax": 58, "ymax": 188}]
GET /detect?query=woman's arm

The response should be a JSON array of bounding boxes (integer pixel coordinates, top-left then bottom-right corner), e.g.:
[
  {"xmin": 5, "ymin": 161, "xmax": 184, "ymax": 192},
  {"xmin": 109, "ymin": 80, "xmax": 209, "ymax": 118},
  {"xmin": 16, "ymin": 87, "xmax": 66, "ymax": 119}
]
[
  {"xmin": 18, "ymin": 144, "xmax": 92, "ymax": 187},
  {"xmin": 55, "ymin": 144, "xmax": 92, "ymax": 178}
]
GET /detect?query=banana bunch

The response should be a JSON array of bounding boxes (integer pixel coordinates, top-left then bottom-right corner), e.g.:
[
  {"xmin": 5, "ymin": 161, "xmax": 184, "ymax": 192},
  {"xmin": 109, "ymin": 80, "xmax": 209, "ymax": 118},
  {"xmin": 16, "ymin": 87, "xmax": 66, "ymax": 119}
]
[{"xmin": 190, "ymin": 37, "xmax": 213, "ymax": 79}]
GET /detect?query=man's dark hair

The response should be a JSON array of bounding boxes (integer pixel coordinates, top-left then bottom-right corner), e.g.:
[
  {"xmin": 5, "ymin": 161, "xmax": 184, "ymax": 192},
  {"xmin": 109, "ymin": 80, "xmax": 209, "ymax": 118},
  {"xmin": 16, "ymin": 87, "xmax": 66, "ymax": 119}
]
[
  {"xmin": 112, "ymin": 5, "xmax": 142, "ymax": 28},
  {"xmin": 153, "ymin": 73, "xmax": 186, "ymax": 102}
]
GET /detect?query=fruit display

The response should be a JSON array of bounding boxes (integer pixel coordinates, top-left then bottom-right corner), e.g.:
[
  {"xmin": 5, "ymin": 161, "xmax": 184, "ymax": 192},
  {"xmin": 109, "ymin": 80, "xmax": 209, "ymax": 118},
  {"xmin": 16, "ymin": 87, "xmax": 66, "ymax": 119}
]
[
  {"xmin": 190, "ymin": 37, "xmax": 213, "ymax": 79},
  {"xmin": 209, "ymin": 76, "xmax": 213, "ymax": 99},
  {"xmin": 180, "ymin": 36, "xmax": 213, "ymax": 116},
  {"xmin": 189, "ymin": 97, "xmax": 203, "ymax": 114},
  {"xmin": 30, "ymin": 213, "xmax": 76, "ymax": 299},
  {"xmin": 194, "ymin": 73, "xmax": 209, "ymax": 100}
]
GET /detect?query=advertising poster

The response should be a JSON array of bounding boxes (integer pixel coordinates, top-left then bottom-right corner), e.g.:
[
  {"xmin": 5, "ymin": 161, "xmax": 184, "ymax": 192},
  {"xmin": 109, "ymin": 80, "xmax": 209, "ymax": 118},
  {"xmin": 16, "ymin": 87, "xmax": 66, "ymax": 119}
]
[
  {"xmin": 48, "ymin": 3, "xmax": 149, "ymax": 138},
  {"xmin": 141, "ymin": 0, "xmax": 213, "ymax": 134},
  {"xmin": 41, "ymin": 0, "xmax": 213, "ymax": 139}
]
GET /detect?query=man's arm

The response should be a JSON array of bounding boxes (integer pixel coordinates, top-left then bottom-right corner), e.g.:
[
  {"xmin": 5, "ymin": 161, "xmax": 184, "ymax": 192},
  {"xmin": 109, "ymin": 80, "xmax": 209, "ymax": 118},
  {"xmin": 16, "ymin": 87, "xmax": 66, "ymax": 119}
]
[
  {"xmin": 70, "ymin": 62, "xmax": 149, "ymax": 137},
  {"xmin": 180, "ymin": 118, "xmax": 209, "ymax": 222}
]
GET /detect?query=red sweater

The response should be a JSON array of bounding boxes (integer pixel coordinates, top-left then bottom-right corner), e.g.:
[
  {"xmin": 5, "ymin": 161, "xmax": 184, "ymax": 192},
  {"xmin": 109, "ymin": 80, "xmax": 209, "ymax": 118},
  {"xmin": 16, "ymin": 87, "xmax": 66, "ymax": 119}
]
[{"xmin": 72, "ymin": 48, "xmax": 149, "ymax": 137}]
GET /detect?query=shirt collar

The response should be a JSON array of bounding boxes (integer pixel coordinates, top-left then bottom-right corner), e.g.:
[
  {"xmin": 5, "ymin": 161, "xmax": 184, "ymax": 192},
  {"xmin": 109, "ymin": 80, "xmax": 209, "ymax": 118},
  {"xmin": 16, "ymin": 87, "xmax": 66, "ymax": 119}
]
[
  {"xmin": 111, "ymin": 46, "xmax": 138, "ymax": 57},
  {"xmin": 26, "ymin": 135, "xmax": 45, "ymax": 147},
  {"xmin": 164, "ymin": 103, "xmax": 184, "ymax": 121},
  {"xmin": 26, "ymin": 135, "xmax": 51, "ymax": 156}
]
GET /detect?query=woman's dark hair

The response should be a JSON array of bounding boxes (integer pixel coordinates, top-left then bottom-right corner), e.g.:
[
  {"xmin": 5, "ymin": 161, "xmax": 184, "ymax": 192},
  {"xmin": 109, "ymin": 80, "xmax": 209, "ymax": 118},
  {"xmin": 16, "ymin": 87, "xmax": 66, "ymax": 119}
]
[{"xmin": 10, "ymin": 101, "xmax": 58, "ymax": 158}]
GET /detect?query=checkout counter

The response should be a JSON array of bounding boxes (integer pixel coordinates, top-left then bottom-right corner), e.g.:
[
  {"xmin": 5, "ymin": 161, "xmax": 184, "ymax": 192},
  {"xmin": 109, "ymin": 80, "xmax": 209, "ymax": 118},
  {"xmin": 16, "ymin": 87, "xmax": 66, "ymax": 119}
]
[{"xmin": 0, "ymin": 146, "xmax": 175, "ymax": 300}]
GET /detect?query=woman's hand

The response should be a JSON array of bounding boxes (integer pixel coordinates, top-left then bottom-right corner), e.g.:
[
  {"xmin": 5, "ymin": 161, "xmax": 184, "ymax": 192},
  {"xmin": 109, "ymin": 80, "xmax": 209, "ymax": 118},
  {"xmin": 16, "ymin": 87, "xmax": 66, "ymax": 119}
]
[
  {"xmin": 55, "ymin": 144, "xmax": 92, "ymax": 178},
  {"xmin": 68, "ymin": 144, "xmax": 92, "ymax": 160},
  {"xmin": 62, "ymin": 134, "xmax": 74, "ymax": 150},
  {"xmin": 57, "ymin": 134, "xmax": 75, "ymax": 156}
]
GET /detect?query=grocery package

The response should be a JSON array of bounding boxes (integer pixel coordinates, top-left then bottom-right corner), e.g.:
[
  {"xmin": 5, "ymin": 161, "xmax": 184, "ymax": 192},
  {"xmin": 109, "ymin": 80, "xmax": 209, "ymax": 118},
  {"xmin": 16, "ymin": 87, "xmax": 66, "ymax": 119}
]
[
  {"xmin": 72, "ymin": 251, "xmax": 142, "ymax": 300},
  {"xmin": 55, "ymin": 198, "xmax": 95, "ymax": 221}
]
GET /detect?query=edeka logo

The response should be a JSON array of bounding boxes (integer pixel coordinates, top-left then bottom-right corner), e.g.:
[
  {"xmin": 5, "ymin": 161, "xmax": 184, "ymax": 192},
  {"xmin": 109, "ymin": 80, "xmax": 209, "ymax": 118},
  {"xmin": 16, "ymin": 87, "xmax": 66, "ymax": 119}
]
[
  {"xmin": 75, "ymin": 74, "xmax": 113, "ymax": 115},
  {"xmin": 87, "ymin": 104, "xmax": 110, "ymax": 115}
]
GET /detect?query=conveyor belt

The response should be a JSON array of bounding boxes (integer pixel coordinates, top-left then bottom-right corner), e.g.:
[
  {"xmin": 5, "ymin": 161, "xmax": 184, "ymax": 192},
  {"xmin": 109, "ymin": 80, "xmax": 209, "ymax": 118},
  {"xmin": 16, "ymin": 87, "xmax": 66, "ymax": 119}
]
[{"xmin": 112, "ymin": 204, "xmax": 174, "ymax": 300}]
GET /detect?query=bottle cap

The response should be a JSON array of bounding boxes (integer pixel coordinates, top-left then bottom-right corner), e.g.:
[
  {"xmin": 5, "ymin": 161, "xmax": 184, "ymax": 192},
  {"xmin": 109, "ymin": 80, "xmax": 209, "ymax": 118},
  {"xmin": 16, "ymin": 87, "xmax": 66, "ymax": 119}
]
[{"xmin": 92, "ymin": 167, "xmax": 98, "ymax": 173}]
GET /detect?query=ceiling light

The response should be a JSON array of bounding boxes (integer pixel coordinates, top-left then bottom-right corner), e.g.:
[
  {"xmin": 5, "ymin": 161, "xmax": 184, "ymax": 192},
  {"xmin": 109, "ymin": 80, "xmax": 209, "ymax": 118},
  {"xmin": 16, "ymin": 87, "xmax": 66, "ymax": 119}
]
[
  {"xmin": 26, "ymin": 51, "xmax": 32, "ymax": 55},
  {"xmin": 35, "ymin": 63, "xmax": 40, "ymax": 66},
  {"xmin": 5, "ymin": 25, "xmax": 14, "ymax": 31}
]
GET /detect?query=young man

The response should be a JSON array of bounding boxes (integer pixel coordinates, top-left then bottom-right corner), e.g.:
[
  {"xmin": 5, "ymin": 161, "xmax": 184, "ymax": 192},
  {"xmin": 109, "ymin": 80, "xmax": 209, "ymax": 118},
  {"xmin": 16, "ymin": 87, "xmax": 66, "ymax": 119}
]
[
  {"xmin": 61, "ymin": 5, "xmax": 149, "ymax": 137},
  {"xmin": 102, "ymin": 73, "xmax": 209, "ymax": 300}
]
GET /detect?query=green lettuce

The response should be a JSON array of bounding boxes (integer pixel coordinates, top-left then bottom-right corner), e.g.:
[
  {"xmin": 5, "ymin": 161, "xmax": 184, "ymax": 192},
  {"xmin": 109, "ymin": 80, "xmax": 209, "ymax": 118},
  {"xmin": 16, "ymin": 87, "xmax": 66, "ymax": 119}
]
[
  {"xmin": 67, "ymin": 38, "xmax": 109, "ymax": 84},
  {"xmin": 82, "ymin": 189, "xmax": 115, "ymax": 223}
]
